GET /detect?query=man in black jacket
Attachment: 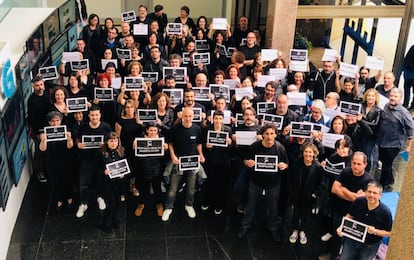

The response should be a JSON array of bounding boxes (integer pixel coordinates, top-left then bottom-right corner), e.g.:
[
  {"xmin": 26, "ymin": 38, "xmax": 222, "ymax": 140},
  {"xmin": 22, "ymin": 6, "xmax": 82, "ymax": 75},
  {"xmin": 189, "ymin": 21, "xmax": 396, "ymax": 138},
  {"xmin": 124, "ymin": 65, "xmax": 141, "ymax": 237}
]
[{"xmin": 28, "ymin": 76, "xmax": 51, "ymax": 182}]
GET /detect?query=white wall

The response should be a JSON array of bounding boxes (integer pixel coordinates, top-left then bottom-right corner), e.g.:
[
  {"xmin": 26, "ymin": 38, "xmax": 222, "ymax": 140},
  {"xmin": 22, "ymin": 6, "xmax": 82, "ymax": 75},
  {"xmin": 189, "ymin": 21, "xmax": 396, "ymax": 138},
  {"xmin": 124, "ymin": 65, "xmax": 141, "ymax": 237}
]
[{"xmin": 0, "ymin": 8, "xmax": 55, "ymax": 260}]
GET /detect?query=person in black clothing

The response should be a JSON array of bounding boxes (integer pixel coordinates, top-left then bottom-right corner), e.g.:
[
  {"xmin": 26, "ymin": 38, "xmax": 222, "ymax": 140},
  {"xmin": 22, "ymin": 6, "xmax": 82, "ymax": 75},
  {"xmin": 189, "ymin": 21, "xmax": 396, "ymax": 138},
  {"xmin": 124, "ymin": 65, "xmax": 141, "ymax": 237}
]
[
  {"xmin": 97, "ymin": 132, "xmax": 126, "ymax": 233},
  {"xmin": 238, "ymin": 32, "xmax": 260, "ymax": 77},
  {"xmin": 403, "ymin": 45, "xmax": 414, "ymax": 108},
  {"xmin": 174, "ymin": 6, "xmax": 196, "ymax": 35},
  {"xmin": 324, "ymin": 152, "xmax": 374, "ymax": 260},
  {"xmin": 308, "ymin": 60, "xmax": 338, "ymax": 100},
  {"xmin": 98, "ymin": 27, "xmax": 121, "ymax": 60},
  {"xmin": 75, "ymin": 38, "xmax": 97, "ymax": 76},
  {"xmin": 202, "ymin": 111, "xmax": 232, "ymax": 215},
  {"xmin": 147, "ymin": 5, "xmax": 168, "ymax": 34},
  {"xmin": 80, "ymin": 14, "xmax": 102, "ymax": 60},
  {"xmin": 28, "ymin": 76, "xmax": 51, "ymax": 183},
  {"xmin": 336, "ymin": 181, "xmax": 392, "ymax": 260},
  {"xmin": 288, "ymin": 143, "xmax": 324, "ymax": 245},
  {"xmin": 233, "ymin": 16, "xmax": 250, "ymax": 47},
  {"xmin": 39, "ymin": 111, "xmax": 74, "ymax": 211},
  {"xmin": 237, "ymin": 123, "xmax": 289, "ymax": 243},
  {"xmin": 134, "ymin": 123, "xmax": 168, "ymax": 217},
  {"xmin": 75, "ymin": 105, "xmax": 112, "ymax": 219},
  {"xmin": 358, "ymin": 65, "xmax": 381, "ymax": 100},
  {"xmin": 232, "ymin": 107, "xmax": 262, "ymax": 213}
]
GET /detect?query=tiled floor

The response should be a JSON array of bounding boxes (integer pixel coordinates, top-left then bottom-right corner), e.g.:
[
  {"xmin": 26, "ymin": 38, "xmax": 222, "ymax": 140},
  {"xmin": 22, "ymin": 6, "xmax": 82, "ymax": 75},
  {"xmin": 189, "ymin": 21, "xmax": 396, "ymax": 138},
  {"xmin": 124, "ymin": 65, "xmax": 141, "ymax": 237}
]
[{"xmin": 7, "ymin": 176, "xmax": 330, "ymax": 260}]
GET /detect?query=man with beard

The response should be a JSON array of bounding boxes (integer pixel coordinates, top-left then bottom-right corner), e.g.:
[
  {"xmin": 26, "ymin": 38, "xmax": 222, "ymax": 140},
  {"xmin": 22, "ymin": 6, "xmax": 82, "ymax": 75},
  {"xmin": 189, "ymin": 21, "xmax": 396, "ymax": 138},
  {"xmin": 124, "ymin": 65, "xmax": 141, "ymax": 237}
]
[
  {"xmin": 173, "ymin": 88, "xmax": 206, "ymax": 125},
  {"xmin": 28, "ymin": 76, "xmax": 51, "ymax": 183}
]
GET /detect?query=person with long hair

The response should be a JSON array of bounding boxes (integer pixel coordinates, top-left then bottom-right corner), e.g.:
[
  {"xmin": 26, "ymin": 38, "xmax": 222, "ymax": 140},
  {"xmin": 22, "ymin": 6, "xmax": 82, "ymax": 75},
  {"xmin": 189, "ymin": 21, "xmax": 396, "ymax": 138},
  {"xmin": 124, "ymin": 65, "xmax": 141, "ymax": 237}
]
[
  {"xmin": 115, "ymin": 99, "xmax": 144, "ymax": 198},
  {"xmin": 97, "ymin": 132, "xmax": 126, "ymax": 233},
  {"xmin": 149, "ymin": 92, "xmax": 174, "ymax": 137}
]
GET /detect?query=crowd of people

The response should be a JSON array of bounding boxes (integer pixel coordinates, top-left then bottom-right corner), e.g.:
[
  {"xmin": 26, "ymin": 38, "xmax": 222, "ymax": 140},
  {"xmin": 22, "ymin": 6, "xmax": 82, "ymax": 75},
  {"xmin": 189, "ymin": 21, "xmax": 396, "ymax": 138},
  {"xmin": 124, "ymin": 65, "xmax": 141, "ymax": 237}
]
[{"xmin": 27, "ymin": 4, "xmax": 414, "ymax": 260}]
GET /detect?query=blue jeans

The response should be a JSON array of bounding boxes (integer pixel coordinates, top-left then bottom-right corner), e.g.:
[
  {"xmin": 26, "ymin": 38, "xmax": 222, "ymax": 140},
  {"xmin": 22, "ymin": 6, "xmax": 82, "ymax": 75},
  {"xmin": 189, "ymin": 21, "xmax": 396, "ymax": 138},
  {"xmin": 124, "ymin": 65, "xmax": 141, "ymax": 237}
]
[
  {"xmin": 340, "ymin": 238, "xmax": 380, "ymax": 260},
  {"xmin": 242, "ymin": 181, "xmax": 280, "ymax": 232},
  {"xmin": 164, "ymin": 164, "xmax": 198, "ymax": 209}
]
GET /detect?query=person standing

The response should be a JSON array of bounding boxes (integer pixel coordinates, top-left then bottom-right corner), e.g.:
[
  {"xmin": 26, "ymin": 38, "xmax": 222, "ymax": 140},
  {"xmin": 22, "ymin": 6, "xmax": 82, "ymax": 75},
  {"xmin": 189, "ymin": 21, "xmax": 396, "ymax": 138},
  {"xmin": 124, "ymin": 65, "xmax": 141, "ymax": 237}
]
[
  {"xmin": 402, "ymin": 45, "xmax": 414, "ymax": 108},
  {"xmin": 288, "ymin": 143, "xmax": 324, "ymax": 245},
  {"xmin": 75, "ymin": 105, "xmax": 112, "ymax": 218},
  {"xmin": 28, "ymin": 76, "xmax": 51, "ymax": 183},
  {"xmin": 336, "ymin": 180, "xmax": 392, "ymax": 260},
  {"xmin": 324, "ymin": 152, "xmax": 374, "ymax": 260},
  {"xmin": 97, "ymin": 132, "xmax": 126, "ymax": 233},
  {"xmin": 377, "ymin": 88, "xmax": 414, "ymax": 191},
  {"xmin": 237, "ymin": 123, "xmax": 289, "ymax": 243},
  {"xmin": 39, "ymin": 111, "xmax": 74, "ymax": 211},
  {"xmin": 161, "ymin": 107, "xmax": 205, "ymax": 221}
]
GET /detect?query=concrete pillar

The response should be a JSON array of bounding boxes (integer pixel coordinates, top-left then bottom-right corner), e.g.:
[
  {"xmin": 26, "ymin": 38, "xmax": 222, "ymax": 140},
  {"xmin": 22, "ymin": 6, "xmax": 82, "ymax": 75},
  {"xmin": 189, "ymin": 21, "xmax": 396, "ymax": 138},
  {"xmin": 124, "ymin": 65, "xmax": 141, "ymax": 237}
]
[
  {"xmin": 265, "ymin": 0, "xmax": 299, "ymax": 60},
  {"xmin": 386, "ymin": 141, "xmax": 414, "ymax": 259}
]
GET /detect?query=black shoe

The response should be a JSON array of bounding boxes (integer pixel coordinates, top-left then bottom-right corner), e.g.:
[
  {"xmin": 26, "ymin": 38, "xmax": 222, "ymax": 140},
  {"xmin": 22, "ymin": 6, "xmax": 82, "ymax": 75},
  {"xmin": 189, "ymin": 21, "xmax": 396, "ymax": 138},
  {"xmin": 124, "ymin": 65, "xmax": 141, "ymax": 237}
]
[
  {"xmin": 56, "ymin": 202, "xmax": 63, "ymax": 212},
  {"xmin": 237, "ymin": 228, "xmax": 248, "ymax": 239},
  {"xmin": 99, "ymin": 224, "xmax": 113, "ymax": 233},
  {"xmin": 271, "ymin": 231, "xmax": 281, "ymax": 243},
  {"xmin": 36, "ymin": 172, "xmax": 47, "ymax": 183},
  {"xmin": 384, "ymin": 185, "xmax": 393, "ymax": 192},
  {"xmin": 113, "ymin": 221, "xmax": 120, "ymax": 229}
]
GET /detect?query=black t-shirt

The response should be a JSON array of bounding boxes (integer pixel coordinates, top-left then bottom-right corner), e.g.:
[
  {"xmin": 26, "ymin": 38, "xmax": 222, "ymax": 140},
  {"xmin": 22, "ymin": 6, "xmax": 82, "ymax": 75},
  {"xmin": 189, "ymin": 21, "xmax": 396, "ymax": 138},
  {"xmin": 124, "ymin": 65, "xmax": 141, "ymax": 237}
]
[
  {"xmin": 245, "ymin": 140, "xmax": 288, "ymax": 188},
  {"xmin": 348, "ymin": 197, "xmax": 393, "ymax": 244},
  {"xmin": 168, "ymin": 123, "xmax": 202, "ymax": 157},
  {"xmin": 331, "ymin": 168, "xmax": 374, "ymax": 216},
  {"xmin": 77, "ymin": 121, "xmax": 112, "ymax": 159}
]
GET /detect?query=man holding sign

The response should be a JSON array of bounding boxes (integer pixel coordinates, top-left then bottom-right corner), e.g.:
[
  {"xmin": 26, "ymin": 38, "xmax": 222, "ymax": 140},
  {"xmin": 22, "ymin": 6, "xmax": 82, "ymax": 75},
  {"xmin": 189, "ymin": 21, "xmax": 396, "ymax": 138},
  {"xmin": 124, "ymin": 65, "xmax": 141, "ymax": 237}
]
[
  {"xmin": 326, "ymin": 152, "xmax": 374, "ymax": 259},
  {"xmin": 237, "ymin": 124, "xmax": 288, "ymax": 243},
  {"xmin": 162, "ymin": 107, "xmax": 205, "ymax": 221},
  {"xmin": 337, "ymin": 181, "xmax": 392, "ymax": 260}
]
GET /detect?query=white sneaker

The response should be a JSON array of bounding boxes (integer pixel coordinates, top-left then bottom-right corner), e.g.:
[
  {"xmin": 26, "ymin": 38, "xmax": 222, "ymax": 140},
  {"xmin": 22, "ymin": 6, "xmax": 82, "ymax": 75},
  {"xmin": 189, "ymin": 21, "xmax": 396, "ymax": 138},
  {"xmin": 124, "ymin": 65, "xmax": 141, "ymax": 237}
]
[
  {"xmin": 162, "ymin": 209, "xmax": 173, "ymax": 222},
  {"xmin": 97, "ymin": 197, "xmax": 106, "ymax": 210},
  {"xmin": 321, "ymin": 232, "xmax": 332, "ymax": 242},
  {"xmin": 185, "ymin": 205, "xmax": 196, "ymax": 218},
  {"xmin": 76, "ymin": 204, "xmax": 88, "ymax": 218},
  {"xmin": 299, "ymin": 231, "xmax": 307, "ymax": 245},
  {"xmin": 289, "ymin": 230, "xmax": 298, "ymax": 243}
]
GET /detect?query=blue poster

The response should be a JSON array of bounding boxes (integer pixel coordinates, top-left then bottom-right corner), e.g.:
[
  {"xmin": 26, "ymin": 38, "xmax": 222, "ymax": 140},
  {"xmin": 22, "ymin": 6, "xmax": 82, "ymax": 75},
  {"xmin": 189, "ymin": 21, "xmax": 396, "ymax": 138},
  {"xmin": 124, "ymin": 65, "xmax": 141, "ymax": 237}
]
[
  {"xmin": 2, "ymin": 59, "xmax": 16, "ymax": 98},
  {"xmin": 11, "ymin": 129, "xmax": 28, "ymax": 186}
]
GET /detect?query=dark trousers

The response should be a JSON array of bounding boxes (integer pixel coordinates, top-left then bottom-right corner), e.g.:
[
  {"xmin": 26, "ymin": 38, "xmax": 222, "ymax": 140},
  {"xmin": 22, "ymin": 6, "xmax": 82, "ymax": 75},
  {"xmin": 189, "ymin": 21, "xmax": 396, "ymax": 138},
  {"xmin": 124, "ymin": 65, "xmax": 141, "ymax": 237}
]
[
  {"xmin": 378, "ymin": 147, "xmax": 400, "ymax": 187},
  {"xmin": 291, "ymin": 200, "xmax": 313, "ymax": 232},
  {"xmin": 102, "ymin": 181, "xmax": 120, "ymax": 229},
  {"xmin": 136, "ymin": 174, "xmax": 163, "ymax": 205},
  {"xmin": 242, "ymin": 181, "xmax": 280, "ymax": 232},
  {"xmin": 204, "ymin": 162, "xmax": 229, "ymax": 210},
  {"xmin": 32, "ymin": 136, "xmax": 44, "ymax": 174},
  {"xmin": 403, "ymin": 78, "xmax": 414, "ymax": 107}
]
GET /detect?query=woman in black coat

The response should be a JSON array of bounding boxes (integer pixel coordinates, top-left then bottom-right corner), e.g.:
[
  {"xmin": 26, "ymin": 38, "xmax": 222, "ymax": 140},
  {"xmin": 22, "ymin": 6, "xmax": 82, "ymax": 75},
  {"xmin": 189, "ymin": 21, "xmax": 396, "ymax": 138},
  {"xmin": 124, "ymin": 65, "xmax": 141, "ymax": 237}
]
[{"xmin": 288, "ymin": 143, "xmax": 324, "ymax": 245}]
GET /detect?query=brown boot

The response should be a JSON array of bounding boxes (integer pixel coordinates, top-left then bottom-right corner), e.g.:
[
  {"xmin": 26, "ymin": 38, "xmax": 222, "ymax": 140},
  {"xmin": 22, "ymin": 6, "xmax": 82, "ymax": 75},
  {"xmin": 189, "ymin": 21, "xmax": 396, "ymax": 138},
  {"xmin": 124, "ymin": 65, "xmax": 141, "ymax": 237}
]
[
  {"xmin": 134, "ymin": 204, "xmax": 145, "ymax": 217},
  {"xmin": 156, "ymin": 203, "xmax": 164, "ymax": 217}
]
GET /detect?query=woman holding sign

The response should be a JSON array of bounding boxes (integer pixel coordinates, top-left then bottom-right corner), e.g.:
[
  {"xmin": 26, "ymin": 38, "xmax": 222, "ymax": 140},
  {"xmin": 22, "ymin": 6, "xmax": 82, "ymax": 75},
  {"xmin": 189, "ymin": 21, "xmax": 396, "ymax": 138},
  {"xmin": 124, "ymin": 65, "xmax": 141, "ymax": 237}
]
[
  {"xmin": 134, "ymin": 123, "xmax": 168, "ymax": 217},
  {"xmin": 287, "ymin": 143, "xmax": 324, "ymax": 245},
  {"xmin": 97, "ymin": 132, "xmax": 127, "ymax": 233},
  {"xmin": 202, "ymin": 111, "xmax": 232, "ymax": 215},
  {"xmin": 39, "ymin": 111, "xmax": 74, "ymax": 211},
  {"xmin": 50, "ymin": 86, "xmax": 69, "ymax": 126},
  {"xmin": 115, "ymin": 100, "xmax": 145, "ymax": 198}
]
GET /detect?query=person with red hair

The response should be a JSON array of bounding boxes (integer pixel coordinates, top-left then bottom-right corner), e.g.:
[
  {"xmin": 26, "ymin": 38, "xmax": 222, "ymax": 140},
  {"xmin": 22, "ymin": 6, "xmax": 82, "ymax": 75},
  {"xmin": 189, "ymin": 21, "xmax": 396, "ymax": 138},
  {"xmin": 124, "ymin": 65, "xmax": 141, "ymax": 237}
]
[{"xmin": 91, "ymin": 72, "xmax": 116, "ymax": 129}]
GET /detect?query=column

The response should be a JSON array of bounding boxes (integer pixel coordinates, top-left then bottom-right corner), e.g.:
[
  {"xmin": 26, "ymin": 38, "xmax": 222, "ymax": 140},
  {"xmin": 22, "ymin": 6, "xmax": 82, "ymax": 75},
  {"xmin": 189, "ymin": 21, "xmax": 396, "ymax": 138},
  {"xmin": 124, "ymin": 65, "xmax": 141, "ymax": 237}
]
[{"xmin": 264, "ymin": 0, "xmax": 299, "ymax": 60}]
